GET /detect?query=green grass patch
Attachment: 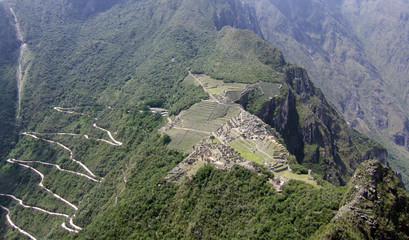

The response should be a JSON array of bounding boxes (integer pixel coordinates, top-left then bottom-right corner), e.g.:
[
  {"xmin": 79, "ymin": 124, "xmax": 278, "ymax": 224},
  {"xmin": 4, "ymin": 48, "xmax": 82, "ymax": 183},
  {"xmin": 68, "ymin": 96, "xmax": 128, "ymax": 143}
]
[{"xmin": 229, "ymin": 141, "xmax": 264, "ymax": 164}]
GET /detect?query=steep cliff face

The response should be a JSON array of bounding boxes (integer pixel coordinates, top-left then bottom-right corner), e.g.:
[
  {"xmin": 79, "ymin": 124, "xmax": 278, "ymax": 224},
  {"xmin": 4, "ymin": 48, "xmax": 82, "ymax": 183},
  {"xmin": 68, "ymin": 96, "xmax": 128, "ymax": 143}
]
[
  {"xmin": 313, "ymin": 160, "xmax": 409, "ymax": 239},
  {"xmin": 239, "ymin": 64, "xmax": 387, "ymax": 185},
  {"xmin": 212, "ymin": 0, "xmax": 263, "ymax": 37}
]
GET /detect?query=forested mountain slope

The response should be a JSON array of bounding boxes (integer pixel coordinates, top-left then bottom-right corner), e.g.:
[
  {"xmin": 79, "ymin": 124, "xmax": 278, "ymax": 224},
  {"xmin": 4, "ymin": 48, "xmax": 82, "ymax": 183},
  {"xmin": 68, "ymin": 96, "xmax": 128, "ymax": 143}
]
[
  {"xmin": 0, "ymin": 0, "xmax": 407, "ymax": 239},
  {"xmin": 245, "ymin": 0, "xmax": 409, "ymax": 187},
  {"xmin": 0, "ymin": 5, "xmax": 18, "ymax": 159}
]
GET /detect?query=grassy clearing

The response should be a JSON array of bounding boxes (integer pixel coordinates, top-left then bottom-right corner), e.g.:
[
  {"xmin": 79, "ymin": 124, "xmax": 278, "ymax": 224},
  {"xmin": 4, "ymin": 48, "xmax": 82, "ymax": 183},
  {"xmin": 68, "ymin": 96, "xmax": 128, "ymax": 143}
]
[
  {"xmin": 229, "ymin": 141, "xmax": 264, "ymax": 164},
  {"xmin": 228, "ymin": 137, "xmax": 277, "ymax": 165},
  {"xmin": 229, "ymin": 137, "xmax": 319, "ymax": 187},
  {"xmin": 226, "ymin": 128, "xmax": 284, "ymax": 164},
  {"xmin": 182, "ymin": 74, "xmax": 198, "ymax": 85}
]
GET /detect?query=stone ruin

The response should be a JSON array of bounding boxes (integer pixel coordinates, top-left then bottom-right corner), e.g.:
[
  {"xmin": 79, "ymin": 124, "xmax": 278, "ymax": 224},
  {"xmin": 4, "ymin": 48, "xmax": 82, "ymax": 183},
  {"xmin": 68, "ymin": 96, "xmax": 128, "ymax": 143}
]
[
  {"xmin": 214, "ymin": 111, "xmax": 272, "ymax": 141},
  {"xmin": 165, "ymin": 137, "xmax": 247, "ymax": 182},
  {"xmin": 214, "ymin": 110, "xmax": 289, "ymax": 163},
  {"xmin": 270, "ymin": 176, "xmax": 289, "ymax": 193},
  {"xmin": 189, "ymin": 140, "xmax": 245, "ymax": 167},
  {"xmin": 165, "ymin": 109, "xmax": 292, "ymax": 191}
]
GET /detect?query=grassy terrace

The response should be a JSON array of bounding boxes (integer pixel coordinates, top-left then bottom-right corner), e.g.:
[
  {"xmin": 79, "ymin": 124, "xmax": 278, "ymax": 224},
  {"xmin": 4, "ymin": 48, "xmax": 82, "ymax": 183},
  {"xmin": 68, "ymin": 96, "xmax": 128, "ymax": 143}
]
[
  {"xmin": 166, "ymin": 128, "xmax": 207, "ymax": 152},
  {"xmin": 229, "ymin": 141, "xmax": 264, "ymax": 163},
  {"xmin": 164, "ymin": 100, "xmax": 241, "ymax": 152},
  {"xmin": 185, "ymin": 73, "xmax": 248, "ymax": 102},
  {"xmin": 177, "ymin": 101, "xmax": 238, "ymax": 131},
  {"xmin": 258, "ymin": 82, "xmax": 281, "ymax": 99}
]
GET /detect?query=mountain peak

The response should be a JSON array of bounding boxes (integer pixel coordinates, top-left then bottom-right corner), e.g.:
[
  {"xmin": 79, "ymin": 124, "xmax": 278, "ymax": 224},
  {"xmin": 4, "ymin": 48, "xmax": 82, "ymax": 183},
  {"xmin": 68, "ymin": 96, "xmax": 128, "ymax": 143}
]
[{"xmin": 313, "ymin": 160, "xmax": 409, "ymax": 239}]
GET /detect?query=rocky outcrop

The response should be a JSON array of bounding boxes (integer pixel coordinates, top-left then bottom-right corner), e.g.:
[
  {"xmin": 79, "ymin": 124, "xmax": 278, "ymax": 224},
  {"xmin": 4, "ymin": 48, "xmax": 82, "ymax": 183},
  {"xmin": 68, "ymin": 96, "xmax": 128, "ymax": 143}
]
[
  {"xmin": 312, "ymin": 160, "xmax": 409, "ymax": 239},
  {"xmin": 392, "ymin": 119, "xmax": 409, "ymax": 151}
]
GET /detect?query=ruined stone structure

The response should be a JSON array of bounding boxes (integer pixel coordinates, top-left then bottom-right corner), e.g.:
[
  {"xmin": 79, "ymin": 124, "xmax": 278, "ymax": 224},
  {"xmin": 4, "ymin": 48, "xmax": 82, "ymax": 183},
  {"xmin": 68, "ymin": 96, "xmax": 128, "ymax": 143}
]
[{"xmin": 166, "ymin": 109, "xmax": 291, "ymax": 183}]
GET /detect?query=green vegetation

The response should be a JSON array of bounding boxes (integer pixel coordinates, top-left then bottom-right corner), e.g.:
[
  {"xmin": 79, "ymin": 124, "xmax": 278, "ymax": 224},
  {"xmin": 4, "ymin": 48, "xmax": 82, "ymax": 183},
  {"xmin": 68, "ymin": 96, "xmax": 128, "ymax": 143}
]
[
  {"xmin": 312, "ymin": 161, "xmax": 409, "ymax": 239},
  {"xmin": 1, "ymin": 106, "xmax": 177, "ymax": 239},
  {"xmin": 80, "ymin": 165, "xmax": 345, "ymax": 239},
  {"xmin": 191, "ymin": 27, "xmax": 285, "ymax": 84},
  {"xmin": 0, "ymin": 5, "xmax": 19, "ymax": 159},
  {"xmin": 241, "ymin": 86, "xmax": 269, "ymax": 114},
  {"xmin": 0, "ymin": 0, "xmax": 406, "ymax": 239}
]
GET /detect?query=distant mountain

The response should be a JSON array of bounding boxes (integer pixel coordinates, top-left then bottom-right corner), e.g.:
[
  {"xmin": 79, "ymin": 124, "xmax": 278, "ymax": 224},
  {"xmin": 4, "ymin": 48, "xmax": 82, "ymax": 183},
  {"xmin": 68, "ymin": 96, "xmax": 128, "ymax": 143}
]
[
  {"xmin": 245, "ymin": 0, "xmax": 409, "ymax": 187},
  {"xmin": 0, "ymin": 0, "xmax": 407, "ymax": 239}
]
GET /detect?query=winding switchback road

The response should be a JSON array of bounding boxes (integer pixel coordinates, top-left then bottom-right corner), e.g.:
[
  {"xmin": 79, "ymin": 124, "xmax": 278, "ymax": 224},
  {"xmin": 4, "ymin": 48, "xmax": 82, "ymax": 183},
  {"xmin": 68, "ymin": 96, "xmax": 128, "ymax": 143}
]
[
  {"xmin": 0, "ymin": 205, "xmax": 37, "ymax": 240},
  {"xmin": 53, "ymin": 106, "xmax": 122, "ymax": 146},
  {"xmin": 53, "ymin": 107, "xmax": 84, "ymax": 115},
  {"xmin": 93, "ymin": 123, "xmax": 123, "ymax": 146},
  {"xmin": 61, "ymin": 222, "xmax": 79, "ymax": 233},
  {"xmin": 6, "ymin": 159, "xmax": 78, "ymax": 211},
  {"xmin": 0, "ymin": 193, "xmax": 82, "ymax": 232},
  {"xmin": 9, "ymin": 159, "xmax": 99, "ymax": 182},
  {"xmin": 2, "ymin": 106, "xmax": 123, "ymax": 238},
  {"xmin": 22, "ymin": 132, "xmax": 97, "ymax": 178}
]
